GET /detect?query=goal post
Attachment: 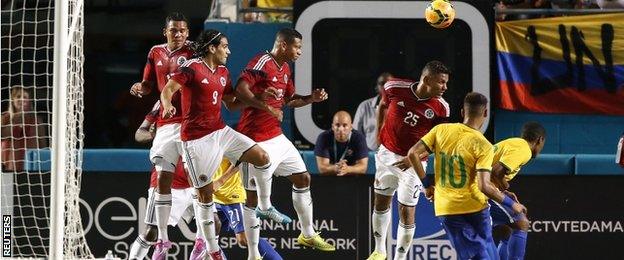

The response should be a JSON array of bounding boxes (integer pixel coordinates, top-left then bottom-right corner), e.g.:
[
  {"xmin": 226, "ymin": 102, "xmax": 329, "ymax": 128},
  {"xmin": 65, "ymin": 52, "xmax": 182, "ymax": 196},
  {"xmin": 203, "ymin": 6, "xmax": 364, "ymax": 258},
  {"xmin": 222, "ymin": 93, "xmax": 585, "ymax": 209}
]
[{"xmin": 1, "ymin": 0, "xmax": 91, "ymax": 258}]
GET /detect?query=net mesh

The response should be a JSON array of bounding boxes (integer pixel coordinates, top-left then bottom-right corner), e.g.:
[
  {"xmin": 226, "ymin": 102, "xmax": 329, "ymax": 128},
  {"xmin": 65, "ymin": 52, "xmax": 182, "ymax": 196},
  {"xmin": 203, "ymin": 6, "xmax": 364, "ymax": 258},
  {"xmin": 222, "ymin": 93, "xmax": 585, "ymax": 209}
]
[{"xmin": 1, "ymin": 0, "xmax": 91, "ymax": 258}]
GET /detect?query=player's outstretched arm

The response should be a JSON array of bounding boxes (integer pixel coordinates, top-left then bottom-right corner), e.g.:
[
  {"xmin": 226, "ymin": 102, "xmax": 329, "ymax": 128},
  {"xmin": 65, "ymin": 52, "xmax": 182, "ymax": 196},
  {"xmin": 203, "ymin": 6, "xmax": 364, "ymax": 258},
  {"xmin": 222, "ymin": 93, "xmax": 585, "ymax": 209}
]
[
  {"xmin": 285, "ymin": 88, "xmax": 328, "ymax": 108},
  {"xmin": 160, "ymin": 79, "xmax": 182, "ymax": 118},
  {"xmin": 212, "ymin": 162, "xmax": 239, "ymax": 190},
  {"xmin": 130, "ymin": 81, "xmax": 154, "ymax": 98},
  {"xmin": 234, "ymin": 80, "xmax": 283, "ymax": 120},
  {"xmin": 406, "ymin": 141, "xmax": 430, "ymax": 179},
  {"xmin": 135, "ymin": 119, "xmax": 155, "ymax": 143},
  {"xmin": 477, "ymin": 170, "xmax": 527, "ymax": 214}
]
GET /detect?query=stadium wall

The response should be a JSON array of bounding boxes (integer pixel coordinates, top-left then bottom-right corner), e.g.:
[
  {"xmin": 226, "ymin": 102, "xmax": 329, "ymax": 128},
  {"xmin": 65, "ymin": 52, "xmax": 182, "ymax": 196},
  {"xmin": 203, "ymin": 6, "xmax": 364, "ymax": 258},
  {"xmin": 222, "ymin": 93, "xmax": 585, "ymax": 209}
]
[{"xmin": 21, "ymin": 149, "xmax": 624, "ymax": 259}]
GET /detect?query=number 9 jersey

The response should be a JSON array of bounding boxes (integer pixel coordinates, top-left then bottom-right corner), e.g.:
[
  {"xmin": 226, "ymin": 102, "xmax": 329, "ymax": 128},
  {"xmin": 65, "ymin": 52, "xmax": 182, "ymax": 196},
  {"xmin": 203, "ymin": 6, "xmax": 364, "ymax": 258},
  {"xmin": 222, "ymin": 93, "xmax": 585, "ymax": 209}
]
[
  {"xmin": 420, "ymin": 123, "xmax": 494, "ymax": 216},
  {"xmin": 379, "ymin": 78, "xmax": 450, "ymax": 156}
]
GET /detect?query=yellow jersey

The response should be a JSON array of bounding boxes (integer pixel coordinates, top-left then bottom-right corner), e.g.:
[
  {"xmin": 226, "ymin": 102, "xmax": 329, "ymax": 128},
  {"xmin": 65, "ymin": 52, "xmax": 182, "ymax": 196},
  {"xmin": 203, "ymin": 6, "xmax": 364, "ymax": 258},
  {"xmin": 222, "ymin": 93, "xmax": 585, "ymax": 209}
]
[
  {"xmin": 493, "ymin": 138, "xmax": 532, "ymax": 182},
  {"xmin": 213, "ymin": 160, "xmax": 246, "ymax": 205},
  {"xmin": 420, "ymin": 123, "xmax": 494, "ymax": 216}
]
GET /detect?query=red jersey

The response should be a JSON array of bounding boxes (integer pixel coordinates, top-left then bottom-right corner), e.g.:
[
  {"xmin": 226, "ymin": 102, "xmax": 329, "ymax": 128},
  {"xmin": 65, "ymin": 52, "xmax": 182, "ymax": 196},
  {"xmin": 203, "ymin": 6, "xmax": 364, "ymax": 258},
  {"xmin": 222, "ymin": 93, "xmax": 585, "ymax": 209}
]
[
  {"xmin": 142, "ymin": 42, "xmax": 194, "ymax": 126},
  {"xmin": 236, "ymin": 52, "xmax": 295, "ymax": 142},
  {"xmin": 149, "ymin": 157, "xmax": 190, "ymax": 189},
  {"xmin": 170, "ymin": 58, "xmax": 233, "ymax": 141},
  {"xmin": 379, "ymin": 79, "xmax": 450, "ymax": 156}
]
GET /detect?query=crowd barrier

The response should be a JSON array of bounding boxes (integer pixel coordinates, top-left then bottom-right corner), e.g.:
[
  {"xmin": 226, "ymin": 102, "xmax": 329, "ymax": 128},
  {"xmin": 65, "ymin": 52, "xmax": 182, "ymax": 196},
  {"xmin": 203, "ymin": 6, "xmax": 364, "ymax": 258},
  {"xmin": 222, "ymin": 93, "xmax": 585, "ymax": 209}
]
[{"xmin": 25, "ymin": 149, "xmax": 624, "ymax": 175}]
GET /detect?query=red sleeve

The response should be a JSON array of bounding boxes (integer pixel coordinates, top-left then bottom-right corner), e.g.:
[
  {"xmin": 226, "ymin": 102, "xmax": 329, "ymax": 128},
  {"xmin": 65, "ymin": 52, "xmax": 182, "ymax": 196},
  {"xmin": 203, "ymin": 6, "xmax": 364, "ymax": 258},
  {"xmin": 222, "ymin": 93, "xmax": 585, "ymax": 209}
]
[
  {"xmin": 433, "ymin": 98, "xmax": 451, "ymax": 125},
  {"xmin": 142, "ymin": 49, "xmax": 156, "ymax": 83},
  {"xmin": 238, "ymin": 59, "xmax": 268, "ymax": 87},
  {"xmin": 170, "ymin": 65, "xmax": 194, "ymax": 86},
  {"xmin": 380, "ymin": 83, "xmax": 390, "ymax": 105},
  {"xmin": 285, "ymin": 73, "xmax": 295, "ymax": 98},
  {"xmin": 224, "ymin": 70, "xmax": 234, "ymax": 95}
]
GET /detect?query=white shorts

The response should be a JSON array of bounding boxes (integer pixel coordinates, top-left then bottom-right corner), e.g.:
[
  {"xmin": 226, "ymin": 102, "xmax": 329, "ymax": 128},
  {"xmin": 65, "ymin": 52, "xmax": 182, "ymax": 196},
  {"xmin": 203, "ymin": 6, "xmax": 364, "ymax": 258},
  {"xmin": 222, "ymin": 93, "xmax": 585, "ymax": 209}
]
[
  {"xmin": 242, "ymin": 134, "xmax": 307, "ymax": 191},
  {"xmin": 144, "ymin": 187, "xmax": 194, "ymax": 226},
  {"xmin": 374, "ymin": 144, "xmax": 425, "ymax": 206},
  {"xmin": 150, "ymin": 123, "xmax": 182, "ymax": 173},
  {"xmin": 181, "ymin": 126, "xmax": 256, "ymax": 188}
]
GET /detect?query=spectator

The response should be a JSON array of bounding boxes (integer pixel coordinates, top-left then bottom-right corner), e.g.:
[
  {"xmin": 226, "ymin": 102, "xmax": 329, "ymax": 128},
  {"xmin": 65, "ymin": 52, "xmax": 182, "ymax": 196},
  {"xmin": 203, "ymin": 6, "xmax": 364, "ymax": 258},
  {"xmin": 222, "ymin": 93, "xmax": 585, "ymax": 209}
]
[
  {"xmin": 257, "ymin": 0, "xmax": 292, "ymax": 22},
  {"xmin": 1, "ymin": 86, "xmax": 48, "ymax": 171},
  {"xmin": 353, "ymin": 72, "xmax": 392, "ymax": 151},
  {"xmin": 315, "ymin": 111, "xmax": 369, "ymax": 176}
]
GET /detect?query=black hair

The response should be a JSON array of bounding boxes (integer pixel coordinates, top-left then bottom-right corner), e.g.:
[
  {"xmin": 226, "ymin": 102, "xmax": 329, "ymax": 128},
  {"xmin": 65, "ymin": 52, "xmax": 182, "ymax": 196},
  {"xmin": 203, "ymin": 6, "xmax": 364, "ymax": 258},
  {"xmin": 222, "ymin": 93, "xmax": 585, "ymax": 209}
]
[
  {"xmin": 521, "ymin": 121, "xmax": 546, "ymax": 142},
  {"xmin": 422, "ymin": 60, "xmax": 451, "ymax": 76},
  {"xmin": 276, "ymin": 28, "xmax": 302, "ymax": 44},
  {"xmin": 192, "ymin": 29, "xmax": 225, "ymax": 58},
  {"xmin": 463, "ymin": 92, "xmax": 488, "ymax": 117},
  {"xmin": 164, "ymin": 12, "xmax": 188, "ymax": 28}
]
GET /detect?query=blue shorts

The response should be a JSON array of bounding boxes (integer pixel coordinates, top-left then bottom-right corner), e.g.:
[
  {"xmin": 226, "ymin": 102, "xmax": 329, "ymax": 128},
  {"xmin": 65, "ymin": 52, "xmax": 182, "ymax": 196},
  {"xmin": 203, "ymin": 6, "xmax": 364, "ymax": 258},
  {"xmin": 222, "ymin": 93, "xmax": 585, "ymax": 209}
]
[
  {"xmin": 489, "ymin": 199, "xmax": 526, "ymax": 226},
  {"xmin": 215, "ymin": 203, "xmax": 245, "ymax": 234},
  {"xmin": 438, "ymin": 208, "xmax": 493, "ymax": 260}
]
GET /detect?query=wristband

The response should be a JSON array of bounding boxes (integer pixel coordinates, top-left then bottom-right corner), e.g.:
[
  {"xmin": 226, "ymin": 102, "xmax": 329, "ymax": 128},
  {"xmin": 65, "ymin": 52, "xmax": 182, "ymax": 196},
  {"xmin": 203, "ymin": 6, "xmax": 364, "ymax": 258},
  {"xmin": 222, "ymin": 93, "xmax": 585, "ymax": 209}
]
[{"xmin": 502, "ymin": 195, "xmax": 515, "ymax": 208}]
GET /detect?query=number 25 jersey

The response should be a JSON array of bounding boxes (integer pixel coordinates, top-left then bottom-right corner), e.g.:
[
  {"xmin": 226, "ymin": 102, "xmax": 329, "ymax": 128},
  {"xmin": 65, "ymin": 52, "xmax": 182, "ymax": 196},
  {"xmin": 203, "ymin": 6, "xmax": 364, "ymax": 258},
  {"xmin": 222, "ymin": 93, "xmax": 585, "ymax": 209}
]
[{"xmin": 379, "ymin": 78, "xmax": 450, "ymax": 156}]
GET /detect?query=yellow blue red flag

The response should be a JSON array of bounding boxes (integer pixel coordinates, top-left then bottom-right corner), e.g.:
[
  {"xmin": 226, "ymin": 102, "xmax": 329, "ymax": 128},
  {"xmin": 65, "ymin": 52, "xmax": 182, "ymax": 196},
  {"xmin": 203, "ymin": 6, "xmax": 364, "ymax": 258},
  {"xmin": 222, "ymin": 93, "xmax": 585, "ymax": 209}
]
[{"xmin": 496, "ymin": 14, "xmax": 624, "ymax": 115}]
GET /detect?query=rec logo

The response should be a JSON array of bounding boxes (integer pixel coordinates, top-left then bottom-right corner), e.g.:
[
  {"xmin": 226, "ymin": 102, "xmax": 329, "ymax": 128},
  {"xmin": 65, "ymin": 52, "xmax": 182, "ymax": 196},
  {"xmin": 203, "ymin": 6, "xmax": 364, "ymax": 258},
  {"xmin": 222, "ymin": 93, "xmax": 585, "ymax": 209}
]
[{"xmin": 3, "ymin": 215, "xmax": 10, "ymax": 257}]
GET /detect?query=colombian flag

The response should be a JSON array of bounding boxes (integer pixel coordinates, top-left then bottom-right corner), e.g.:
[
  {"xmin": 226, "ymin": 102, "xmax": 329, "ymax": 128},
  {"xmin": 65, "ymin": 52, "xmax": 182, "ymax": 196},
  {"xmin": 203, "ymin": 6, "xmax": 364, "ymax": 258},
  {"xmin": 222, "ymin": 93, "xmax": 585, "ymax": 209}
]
[{"xmin": 496, "ymin": 14, "xmax": 624, "ymax": 115}]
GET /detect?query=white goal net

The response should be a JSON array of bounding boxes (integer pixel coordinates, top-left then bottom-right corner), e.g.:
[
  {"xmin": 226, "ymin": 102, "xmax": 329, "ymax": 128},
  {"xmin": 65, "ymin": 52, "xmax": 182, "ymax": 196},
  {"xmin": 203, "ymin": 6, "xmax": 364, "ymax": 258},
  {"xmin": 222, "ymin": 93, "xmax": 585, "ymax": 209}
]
[{"xmin": 1, "ymin": 0, "xmax": 91, "ymax": 258}]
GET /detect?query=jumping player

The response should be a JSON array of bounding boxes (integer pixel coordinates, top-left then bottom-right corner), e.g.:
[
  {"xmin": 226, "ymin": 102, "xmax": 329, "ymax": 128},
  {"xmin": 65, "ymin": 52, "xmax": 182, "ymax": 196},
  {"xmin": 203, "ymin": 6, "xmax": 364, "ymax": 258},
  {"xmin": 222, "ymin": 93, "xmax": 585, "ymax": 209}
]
[{"xmin": 368, "ymin": 61, "xmax": 451, "ymax": 260}]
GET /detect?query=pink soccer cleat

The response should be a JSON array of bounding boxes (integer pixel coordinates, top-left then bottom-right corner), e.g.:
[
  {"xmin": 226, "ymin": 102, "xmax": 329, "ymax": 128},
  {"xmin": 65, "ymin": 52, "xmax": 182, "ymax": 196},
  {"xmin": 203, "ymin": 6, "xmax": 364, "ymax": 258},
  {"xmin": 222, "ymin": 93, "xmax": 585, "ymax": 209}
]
[
  {"xmin": 208, "ymin": 249, "xmax": 227, "ymax": 260},
  {"xmin": 189, "ymin": 238, "xmax": 207, "ymax": 260},
  {"xmin": 151, "ymin": 240, "xmax": 172, "ymax": 260}
]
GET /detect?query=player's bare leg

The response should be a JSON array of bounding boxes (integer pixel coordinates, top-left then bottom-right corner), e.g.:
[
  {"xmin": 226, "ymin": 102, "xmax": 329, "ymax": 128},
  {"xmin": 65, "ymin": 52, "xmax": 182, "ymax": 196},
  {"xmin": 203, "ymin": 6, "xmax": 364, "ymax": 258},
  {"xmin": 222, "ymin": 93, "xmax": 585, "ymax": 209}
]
[
  {"xmin": 287, "ymin": 172, "xmax": 335, "ymax": 251},
  {"xmin": 368, "ymin": 193, "xmax": 393, "ymax": 260}
]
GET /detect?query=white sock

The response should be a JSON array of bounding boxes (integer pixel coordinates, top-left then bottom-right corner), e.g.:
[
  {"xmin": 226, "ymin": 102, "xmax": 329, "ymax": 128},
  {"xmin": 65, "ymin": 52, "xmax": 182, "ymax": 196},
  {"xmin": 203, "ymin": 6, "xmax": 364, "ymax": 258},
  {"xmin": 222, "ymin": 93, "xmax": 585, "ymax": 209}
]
[
  {"xmin": 372, "ymin": 208, "xmax": 391, "ymax": 255},
  {"xmin": 292, "ymin": 186, "xmax": 314, "ymax": 237},
  {"xmin": 242, "ymin": 205, "xmax": 261, "ymax": 259},
  {"xmin": 196, "ymin": 201, "xmax": 220, "ymax": 253},
  {"xmin": 154, "ymin": 192, "xmax": 172, "ymax": 241},
  {"xmin": 128, "ymin": 235, "xmax": 153, "ymax": 260},
  {"xmin": 394, "ymin": 222, "xmax": 415, "ymax": 260},
  {"xmin": 253, "ymin": 163, "xmax": 273, "ymax": 210},
  {"xmin": 192, "ymin": 194, "xmax": 204, "ymax": 239}
]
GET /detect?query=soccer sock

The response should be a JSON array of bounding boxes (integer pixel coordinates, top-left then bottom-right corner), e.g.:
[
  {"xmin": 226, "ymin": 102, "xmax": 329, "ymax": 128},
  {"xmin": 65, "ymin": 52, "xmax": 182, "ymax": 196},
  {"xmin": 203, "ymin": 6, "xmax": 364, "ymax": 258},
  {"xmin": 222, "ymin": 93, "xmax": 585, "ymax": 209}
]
[
  {"xmin": 191, "ymin": 193, "xmax": 204, "ymax": 239},
  {"xmin": 508, "ymin": 230, "xmax": 528, "ymax": 260},
  {"xmin": 128, "ymin": 235, "xmax": 154, "ymax": 260},
  {"xmin": 253, "ymin": 163, "xmax": 273, "ymax": 210},
  {"xmin": 196, "ymin": 201, "xmax": 220, "ymax": 253},
  {"xmin": 243, "ymin": 205, "xmax": 262, "ymax": 258},
  {"xmin": 154, "ymin": 192, "xmax": 172, "ymax": 241},
  {"xmin": 258, "ymin": 238, "xmax": 283, "ymax": 260},
  {"xmin": 292, "ymin": 186, "xmax": 315, "ymax": 237},
  {"xmin": 394, "ymin": 222, "xmax": 415, "ymax": 260},
  {"xmin": 371, "ymin": 208, "xmax": 391, "ymax": 255},
  {"xmin": 486, "ymin": 237, "xmax": 500, "ymax": 260},
  {"xmin": 498, "ymin": 238, "xmax": 509, "ymax": 260}
]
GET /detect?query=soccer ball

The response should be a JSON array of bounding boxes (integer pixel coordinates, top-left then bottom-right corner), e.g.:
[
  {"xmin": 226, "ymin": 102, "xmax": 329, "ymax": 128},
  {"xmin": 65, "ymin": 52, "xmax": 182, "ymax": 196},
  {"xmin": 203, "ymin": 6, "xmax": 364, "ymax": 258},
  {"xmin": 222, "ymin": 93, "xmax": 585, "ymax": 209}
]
[{"xmin": 425, "ymin": 0, "xmax": 456, "ymax": 29}]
